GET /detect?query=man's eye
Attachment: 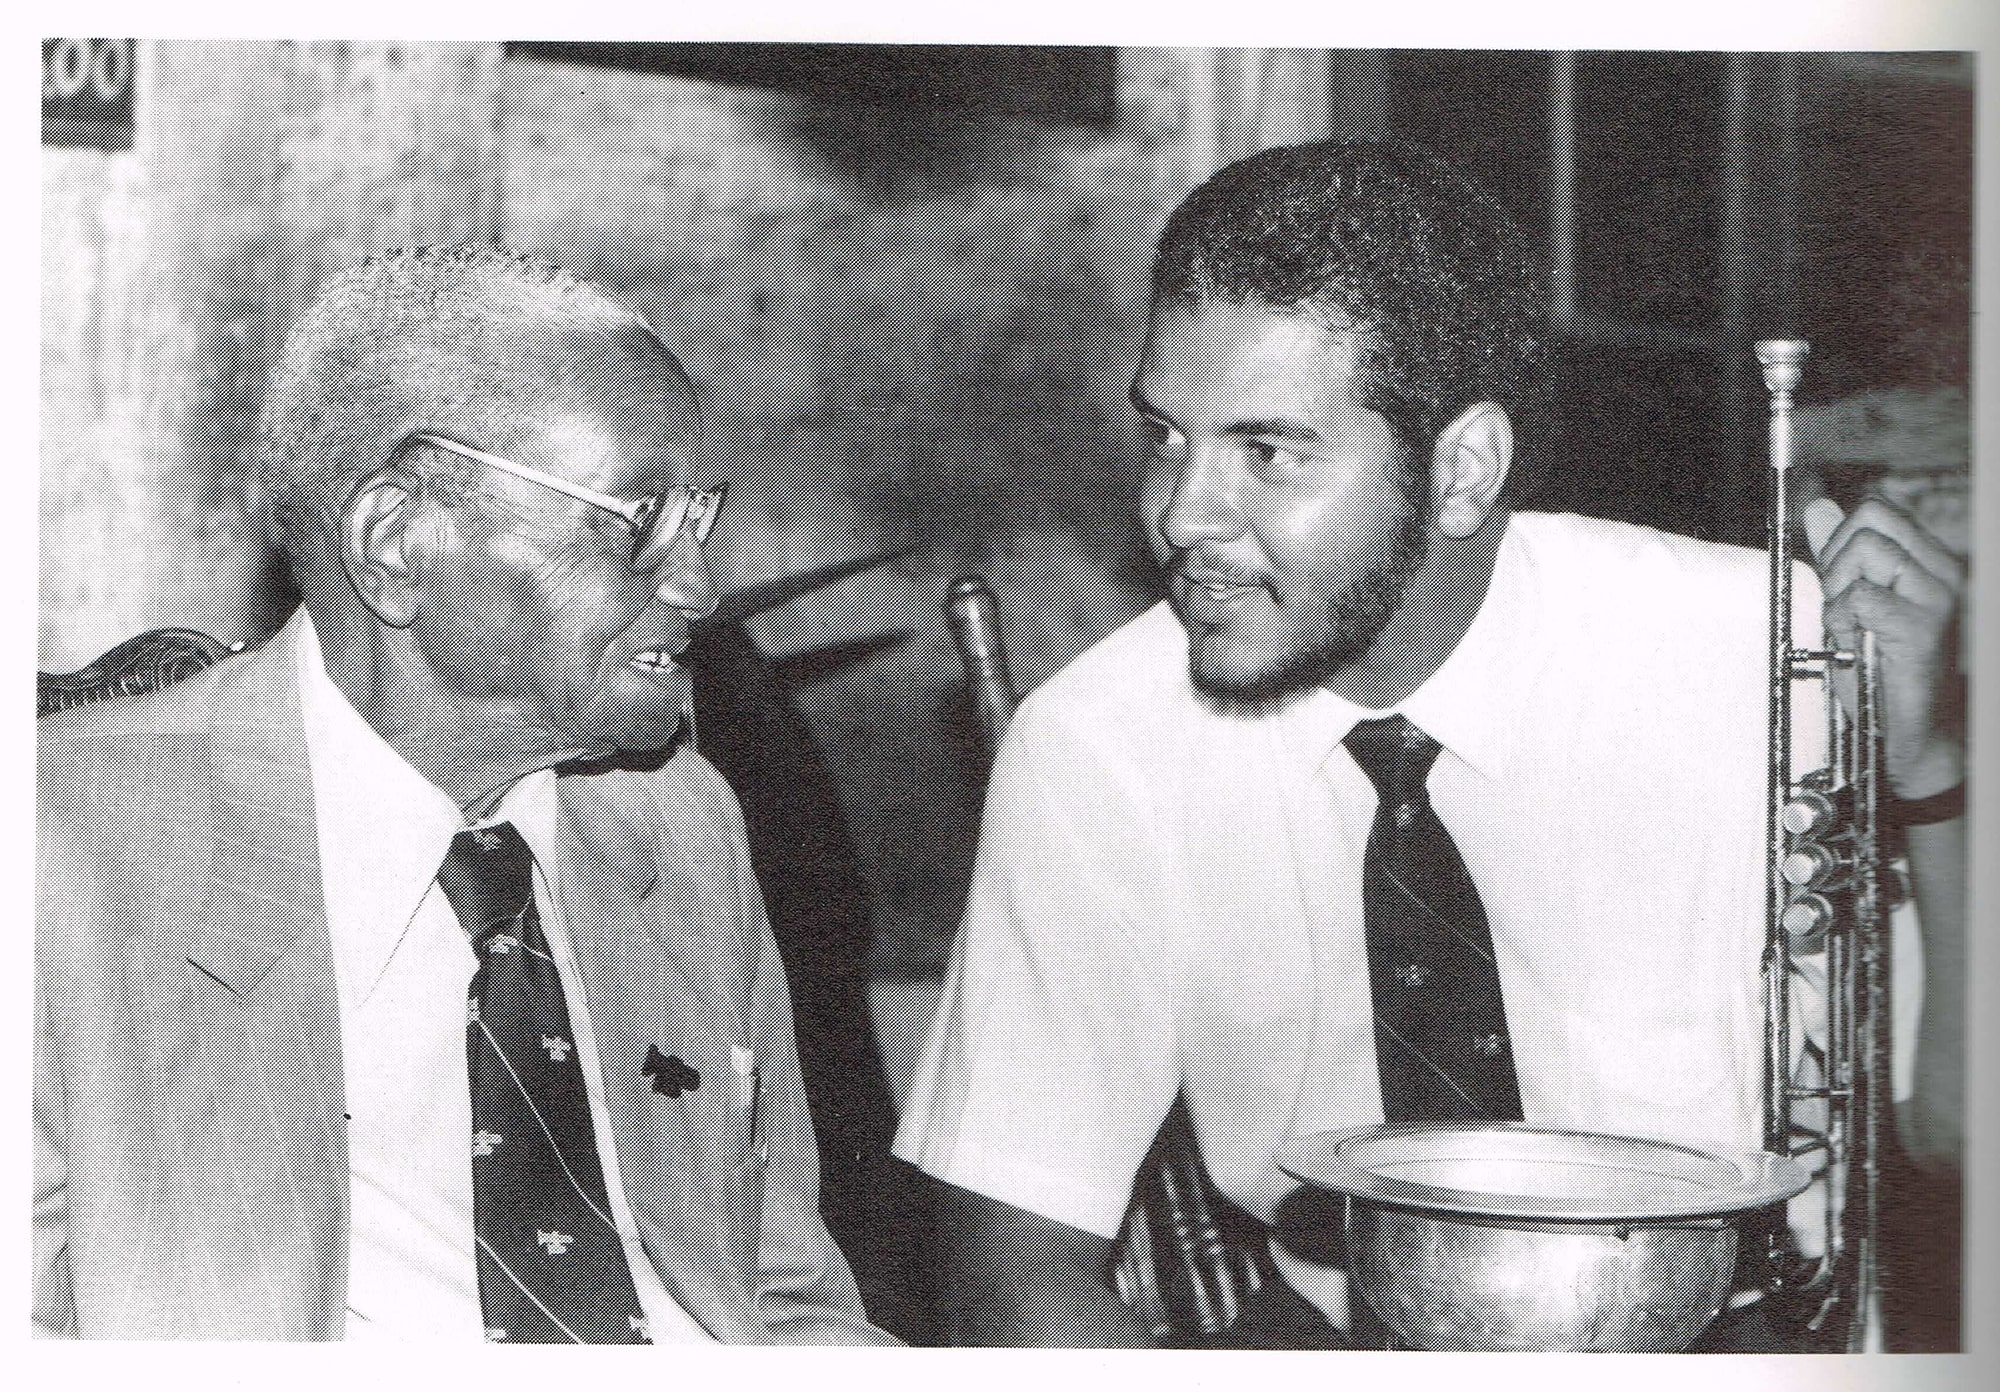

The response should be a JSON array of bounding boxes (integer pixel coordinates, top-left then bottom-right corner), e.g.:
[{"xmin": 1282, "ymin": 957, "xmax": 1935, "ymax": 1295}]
[
  {"xmin": 580, "ymin": 510, "xmax": 636, "ymax": 549},
  {"xmin": 1140, "ymin": 420, "xmax": 1180, "ymax": 454},
  {"xmin": 1247, "ymin": 440, "xmax": 1290, "ymax": 469}
]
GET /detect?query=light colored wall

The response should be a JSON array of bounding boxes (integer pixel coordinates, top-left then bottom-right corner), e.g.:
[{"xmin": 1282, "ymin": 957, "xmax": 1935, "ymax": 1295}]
[
  {"xmin": 40, "ymin": 39, "xmax": 502, "ymax": 669},
  {"xmin": 40, "ymin": 41, "xmax": 1331, "ymax": 968}
]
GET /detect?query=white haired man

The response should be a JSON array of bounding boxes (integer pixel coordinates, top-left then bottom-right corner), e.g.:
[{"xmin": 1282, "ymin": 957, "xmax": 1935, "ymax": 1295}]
[{"xmin": 36, "ymin": 246, "xmax": 896, "ymax": 1344}]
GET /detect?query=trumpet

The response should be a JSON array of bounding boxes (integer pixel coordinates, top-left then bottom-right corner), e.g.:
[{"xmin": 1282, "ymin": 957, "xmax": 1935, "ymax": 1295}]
[{"xmin": 1755, "ymin": 339, "xmax": 1891, "ymax": 1351}]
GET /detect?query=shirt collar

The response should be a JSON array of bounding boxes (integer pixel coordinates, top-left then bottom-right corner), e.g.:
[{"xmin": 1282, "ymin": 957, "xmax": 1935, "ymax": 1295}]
[
  {"xmin": 1278, "ymin": 515, "xmax": 1534, "ymax": 783},
  {"xmin": 295, "ymin": 611, "xmax": 557, "ymax": 985}
]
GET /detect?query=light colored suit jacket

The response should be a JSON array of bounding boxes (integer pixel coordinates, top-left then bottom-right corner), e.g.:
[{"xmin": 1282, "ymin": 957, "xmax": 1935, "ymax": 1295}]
[{"xmin": 34, "ymin": 621, "xmax": 896, "ymax": 1343}]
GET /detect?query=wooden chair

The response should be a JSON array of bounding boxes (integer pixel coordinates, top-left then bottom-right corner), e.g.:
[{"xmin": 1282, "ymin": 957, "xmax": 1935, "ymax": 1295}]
[
  {"xmin": 37, "ymin": 628, "xmax": 239, "ymax": 718},
  {"xmin": 945, "ymin": 575, "xmax": 1272, "ymax": 1342}
]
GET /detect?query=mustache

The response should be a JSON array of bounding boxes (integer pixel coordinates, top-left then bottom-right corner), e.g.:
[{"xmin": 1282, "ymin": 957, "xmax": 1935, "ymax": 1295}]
[{"xmin": 1168, "ymin": 553, "xmax": 1272, "ymax": 592}]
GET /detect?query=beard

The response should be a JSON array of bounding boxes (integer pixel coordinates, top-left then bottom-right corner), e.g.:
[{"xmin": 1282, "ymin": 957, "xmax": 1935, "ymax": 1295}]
[{"xmin": 1183, "ymin": 477, "xmax": 1431, "ymax": 717}]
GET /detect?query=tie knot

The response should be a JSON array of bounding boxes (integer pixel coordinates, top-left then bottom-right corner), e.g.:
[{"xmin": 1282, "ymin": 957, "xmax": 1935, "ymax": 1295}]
[
  {"xmin": 1343, "ymin": 714, "xmax": 1441, "ymax": 798},
  {"xmin": 438, "ymin": 821, "xmax": 536, "ymax": 949}
]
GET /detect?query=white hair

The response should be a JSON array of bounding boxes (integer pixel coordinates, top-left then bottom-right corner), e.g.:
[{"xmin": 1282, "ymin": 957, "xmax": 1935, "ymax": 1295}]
[{"xmin": 254, "ymin": 244, "xmax": 665, "ymax": 589}]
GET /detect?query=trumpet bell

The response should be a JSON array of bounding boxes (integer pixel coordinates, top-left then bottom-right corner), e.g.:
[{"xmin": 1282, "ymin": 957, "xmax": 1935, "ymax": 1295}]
[{"xmin": 1278, "ymin": 1123, "xmax": 1814, "ymax": 1351}]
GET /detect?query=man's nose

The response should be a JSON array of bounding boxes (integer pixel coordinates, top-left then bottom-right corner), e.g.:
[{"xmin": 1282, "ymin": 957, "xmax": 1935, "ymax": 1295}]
[
  {"xmin": 643, "ymin": 528, "xmax": 720, "ymax": 621},
  {"xmin": 1156, "ymin": 452, "xmax": 1245, "ymax": 553}
]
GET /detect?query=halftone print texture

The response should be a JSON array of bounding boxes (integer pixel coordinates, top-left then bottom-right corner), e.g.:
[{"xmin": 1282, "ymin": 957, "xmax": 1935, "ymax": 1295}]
[{"xmin": 36, "ymin": 43, "xmax": 1969, "ymax": 1352}]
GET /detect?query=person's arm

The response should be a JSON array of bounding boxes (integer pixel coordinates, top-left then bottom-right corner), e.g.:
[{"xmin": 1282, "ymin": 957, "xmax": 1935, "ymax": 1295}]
[
  {"xmin": 1899, "ymin": 814, "xmax": 1965, "ymax": 1174},
  {"xmin": 1808, "ymin": 495, "xmax": 1965, "ymax": 1174},
  {"xmin": 32, "ymin": 778, "xmax": 79, "ymax": 1339},
  {"xmin": 895, "ymin": 686, "xmax": 1183, "ymax": 1346},
  {"xmin": 937, "ymin": 1184, "xmax": 1152, "ymax": 1347},
  {"xmin": 33, "ymin": 981, "xmax": 75, "ymax": 1338}
]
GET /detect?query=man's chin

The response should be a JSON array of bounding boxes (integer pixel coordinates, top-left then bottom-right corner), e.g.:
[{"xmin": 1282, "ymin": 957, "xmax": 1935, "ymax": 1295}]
[
  {"xmin": 571, "ymin": 688, "xmax": 692, "ymax": 763},
  {"xmin": 560, "ymin": 717, "xmax": 687, "ymax": 774},
  {"xmin": 1187, "ymin": 646, "xmax": 1325, "ymax": 718}
]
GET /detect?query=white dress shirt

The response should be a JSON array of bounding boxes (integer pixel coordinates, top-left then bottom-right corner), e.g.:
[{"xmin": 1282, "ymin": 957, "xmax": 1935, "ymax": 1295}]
[
  {"xmin": 896, "ymin": 511, "xmax": 1921, "ymax": 1324},
  {"xmin": 294, "ymin": 613, "xmax": 712, "ymax": 1342}
]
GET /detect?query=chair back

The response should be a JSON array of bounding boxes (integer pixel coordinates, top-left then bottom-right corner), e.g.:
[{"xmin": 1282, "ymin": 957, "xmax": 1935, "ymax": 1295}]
[{"xmin": 38, "ymin": 628, "xmax": 237, "ymax": 718}]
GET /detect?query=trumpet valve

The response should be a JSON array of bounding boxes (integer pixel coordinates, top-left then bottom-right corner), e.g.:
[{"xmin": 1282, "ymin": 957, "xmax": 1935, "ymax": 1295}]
[
  {"xmin": 1781, "ymin": 842, "xmax": 1852, "ymax": 892},
  {"xmin": 1782, "ymin": 788, "xmax": 1848, "ymax": 837},
  {"xmin": 1782, "ymin": 893, "xmax": 1835, "ymax": 947}
]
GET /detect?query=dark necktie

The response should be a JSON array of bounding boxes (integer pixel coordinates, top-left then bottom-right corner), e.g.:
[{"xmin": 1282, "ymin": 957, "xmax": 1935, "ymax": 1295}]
[
  {"xmin": 435, "ymin": 822, "xmax": 651, "ymax": 1343},
  {"xmin": 1343, "ymin": 716, "xmax": 1523, "ymax": 1123}
]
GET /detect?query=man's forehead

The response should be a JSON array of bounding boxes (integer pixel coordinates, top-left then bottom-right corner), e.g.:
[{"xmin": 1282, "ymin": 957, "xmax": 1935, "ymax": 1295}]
[
  {"xmin": 1144, "ymin": 292, "xmax": 1364, "ymax": 345},
  {"xmin": 1136, "ymin": 296, "xmax": 1369, "ymax": 404},
  {"xmin": 527, "ymin": 391, "xmax": 700, "ymax": 472}
]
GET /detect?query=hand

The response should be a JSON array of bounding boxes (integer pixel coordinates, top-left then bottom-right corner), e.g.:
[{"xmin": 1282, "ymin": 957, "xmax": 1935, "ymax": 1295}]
[{"xmin": 1804, "ymin": 495, "xmax": 1965, "ymax": 799}]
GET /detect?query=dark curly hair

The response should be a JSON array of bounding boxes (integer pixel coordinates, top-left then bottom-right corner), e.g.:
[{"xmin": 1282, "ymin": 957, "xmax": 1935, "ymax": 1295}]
[{"xmin": 1152, "ymin": 139, "xmax": 1551, "ymax": 500}]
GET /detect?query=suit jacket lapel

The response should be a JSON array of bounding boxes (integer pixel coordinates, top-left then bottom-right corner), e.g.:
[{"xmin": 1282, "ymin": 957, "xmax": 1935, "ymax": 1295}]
[
  {"xmin": 194, "ymin": 627, "xmax": 325, "ymax": 994},
  {"xmin": 554, "ymin": 762, "xmax": 767, "ymax": 1343},
  {"xmin": 177, "ymin": 619, "xmax": 349, "ymax": 1337}
]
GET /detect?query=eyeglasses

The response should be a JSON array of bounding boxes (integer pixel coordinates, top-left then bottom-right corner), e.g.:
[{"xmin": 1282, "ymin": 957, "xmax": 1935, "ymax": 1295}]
[{"xmin": 408, "ymin": 432, "xmax": 726, "ymax": 569}]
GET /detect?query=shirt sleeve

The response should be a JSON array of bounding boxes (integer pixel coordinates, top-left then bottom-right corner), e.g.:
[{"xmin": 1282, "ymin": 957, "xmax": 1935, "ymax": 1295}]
[{"xmin": 894, "ymin": 690, "xmax": 1181, "ymax": 1240}]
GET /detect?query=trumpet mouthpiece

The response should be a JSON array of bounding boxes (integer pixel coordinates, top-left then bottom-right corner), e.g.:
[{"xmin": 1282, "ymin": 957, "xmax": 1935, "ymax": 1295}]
[{"xmin": 1754, "ymin": 339, "xmax": 1810, "ymax": 396}]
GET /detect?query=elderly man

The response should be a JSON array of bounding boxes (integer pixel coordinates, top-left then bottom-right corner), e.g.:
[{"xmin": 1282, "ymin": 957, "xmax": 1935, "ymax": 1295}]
[
  {"xmin": 896, "ymin": 141, "xmax": 1965, "ymax": 1349},
  {"xmin": 36, "ymin": 246, "xmax": 896, "ymax": 1344}
]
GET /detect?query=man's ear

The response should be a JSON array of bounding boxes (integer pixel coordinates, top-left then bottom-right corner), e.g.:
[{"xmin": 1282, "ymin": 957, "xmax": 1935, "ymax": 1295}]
[
  {"xmin": 341, "ymin": 466, "xmax": 424, "ymax": 628},
  {"xmin": 1430, "ymin": 402, "xmax": 1513, "ymax": 539}
]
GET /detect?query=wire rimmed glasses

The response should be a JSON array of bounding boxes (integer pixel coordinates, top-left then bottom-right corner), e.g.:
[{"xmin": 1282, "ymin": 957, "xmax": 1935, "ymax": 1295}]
[{"xmin": 408, "ymin": 431, "xmax": 726, "ymax": 571}]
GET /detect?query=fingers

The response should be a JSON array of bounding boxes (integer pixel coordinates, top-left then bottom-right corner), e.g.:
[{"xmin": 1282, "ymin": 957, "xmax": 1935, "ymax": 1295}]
[
  {"xmin": 1820, "ymin": 529, "xmax": 1959, "ymax": 627},
  {"xmin": 1812, "ymin": 496, "xmax": 1965, "ymax": 604},
  {"xmin": 1808, "ymin": 496, "xmax": 1964, "ymax": 801},
  {"xmin": 1802, "ymin": 496, "xmax": 1842, "ymax": 560},
  {"xmin": 1822, "ymin": 576, "xmax": 1932, "ymax": 651}
]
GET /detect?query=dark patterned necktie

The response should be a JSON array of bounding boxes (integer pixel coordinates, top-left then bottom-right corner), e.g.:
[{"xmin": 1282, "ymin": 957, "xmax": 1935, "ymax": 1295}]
[
  {"xmin": 1343, "ymin": 716, "xmax": 1523, "ymax": 1123},
  {"xmin": 435, "ymin": 822, "xmax": 651, "ymax": 1343}
]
